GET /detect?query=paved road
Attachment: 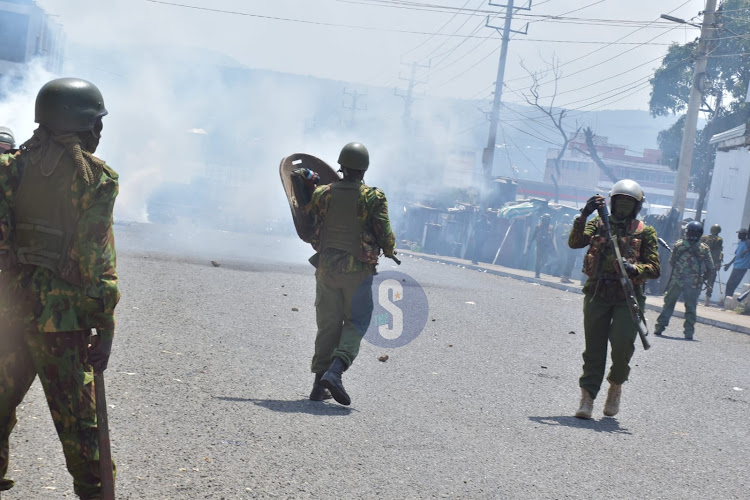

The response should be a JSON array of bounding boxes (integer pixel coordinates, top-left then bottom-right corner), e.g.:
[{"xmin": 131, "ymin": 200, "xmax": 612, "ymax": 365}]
[{"xmin": 4, "ymin": 224, "xmax": 749, "ymax": 499}]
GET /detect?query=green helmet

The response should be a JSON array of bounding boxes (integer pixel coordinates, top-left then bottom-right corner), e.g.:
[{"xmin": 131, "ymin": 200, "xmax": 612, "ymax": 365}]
[
  {"xmin": 0, "ymin": 126, "xmax": 13, "ymax": 148},
  {"xmin": 710, "ymin": 224, "xmax": 721, "ymax": 235},
  {"xmin": 35, "ymin": 78, "xmax": 108, "ymax": 132},
  {"xmin": 338, "ymin": 142, "xmax": 369, "ymax": 171}
]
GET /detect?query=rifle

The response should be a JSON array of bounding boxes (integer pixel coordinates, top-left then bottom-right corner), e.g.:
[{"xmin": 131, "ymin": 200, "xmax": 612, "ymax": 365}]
[
  {"xmin": 95, "ymin": 372, "xmax": 115, "ymax": 500},
  {"xmin": 597, "ymin": 205, "xmax": 650, "ymax": 350}
]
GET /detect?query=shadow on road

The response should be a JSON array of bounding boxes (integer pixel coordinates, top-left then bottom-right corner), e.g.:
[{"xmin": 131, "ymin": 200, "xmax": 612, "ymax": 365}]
[
  {"xmin": 213, "ymin": 396, "xmax": 353, "ymax": 415},
  {"xmin": 528, "ymin": 415, "xmax": 632, "ymax": 434},
  {"xmin": 656, "ymin": 334, "xmax": 700, "ymax": 342}
]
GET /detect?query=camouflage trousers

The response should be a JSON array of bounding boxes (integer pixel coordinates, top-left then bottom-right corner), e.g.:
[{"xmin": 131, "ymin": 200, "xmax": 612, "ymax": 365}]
[
  {"xmin": 579, "ymin": 293, "xmax": 644, "ymax": 398},
  {"xmin": 0, "ymin": 324, "xmax": 113, "ymax": 499},
  {"xmin": 311, "ymin": 270, "xmax": 374, "ymax": 374}
]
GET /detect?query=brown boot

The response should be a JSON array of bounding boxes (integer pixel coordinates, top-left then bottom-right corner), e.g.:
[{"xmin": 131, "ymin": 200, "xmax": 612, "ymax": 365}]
[
  {"xmin": 603, "ymin": 383, "xmax": 622, "ymax": 417},
  {"xmin": 575, "ymin": 387, "xmax": 594, "ymax": 419}
]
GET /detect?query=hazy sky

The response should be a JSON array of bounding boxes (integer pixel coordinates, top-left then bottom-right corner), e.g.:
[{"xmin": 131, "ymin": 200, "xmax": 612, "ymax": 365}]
[{"xmin": 37, "ymin": 0, "xmax": 709, "ymax": 112}]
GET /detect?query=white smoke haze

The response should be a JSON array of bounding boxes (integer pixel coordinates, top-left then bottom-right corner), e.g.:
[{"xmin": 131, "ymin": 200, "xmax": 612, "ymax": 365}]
[
  {"xmin": 1, "ymin": 1, "xmax": 694, "ymax": 265},
  {"xmin": 0, "ymin": 60, "xmax": 56, "ymax": 143}
]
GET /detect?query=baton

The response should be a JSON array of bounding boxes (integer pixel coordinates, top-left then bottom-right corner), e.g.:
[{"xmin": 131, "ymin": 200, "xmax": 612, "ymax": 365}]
[{"xmin": 95, "ymin": 372, "xmax": 115, "ymax": 500}]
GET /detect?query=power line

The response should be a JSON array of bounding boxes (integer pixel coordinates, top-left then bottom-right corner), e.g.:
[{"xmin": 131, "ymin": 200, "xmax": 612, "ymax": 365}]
[{"xmin": 502, "ymin": 0, "xmax": 694, "ymax": 87}]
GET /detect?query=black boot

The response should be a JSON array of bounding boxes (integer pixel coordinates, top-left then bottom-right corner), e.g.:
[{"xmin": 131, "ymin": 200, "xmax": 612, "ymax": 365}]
[
  {"xmin": 321, "ymin": 357, "xmax": 351, "ymax": 406},
  {"xmin": 309, "ymin": 373, "xmax": 332, "ymax": 401}
]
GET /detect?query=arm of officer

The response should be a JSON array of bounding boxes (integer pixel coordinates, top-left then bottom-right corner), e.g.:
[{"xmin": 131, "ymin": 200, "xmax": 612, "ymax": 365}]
[
  {"xmin": 568, "ymin": 214, "xmax": 597, "ymax": 249},
  {"xmin": 634, "ymin": 225, "xmax": 661, "ymax": 280},
  {"xmin": 372, "ymin": 189, "xmax": 396, "ymax": 258},
  {"xmin": 77, "ymin": 166, "xmax": 120, "ymax": 342}
]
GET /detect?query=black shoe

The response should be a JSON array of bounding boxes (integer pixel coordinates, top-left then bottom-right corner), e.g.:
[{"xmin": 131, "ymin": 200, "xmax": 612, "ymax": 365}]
[
  {"xmin": 309, "ymin": 373, "xmax": 332, "ymax": 401},
  {"xmin": 321, "ymin": 357, "xmax": 351, "ymax": 406}
]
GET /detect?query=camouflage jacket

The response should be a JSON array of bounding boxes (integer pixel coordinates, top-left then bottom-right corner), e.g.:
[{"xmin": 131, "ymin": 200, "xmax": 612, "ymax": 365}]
[
  {"xmin": 310, "ymin": 180, "xmax": 396, "ymax": 276},
  {"xmin": 0, "ymin": 147, "xmax": 120, "ymax": 340},
  {"xmin": 670, "ymin": 239, "xmax": 714, "ymax": 289},
  {"xmin": 569, "ymin": 214, "xmax": 660, "ymax": 301},
  {"xmin": 700, "ymin": 234, "xmax": 723, "ymax": 268}
]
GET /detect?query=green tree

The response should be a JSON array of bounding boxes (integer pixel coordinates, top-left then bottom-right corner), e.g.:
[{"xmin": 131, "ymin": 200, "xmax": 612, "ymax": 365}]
[{"xmin": 649, "ymin": 0, "xmax": 750, "ymax": 217}]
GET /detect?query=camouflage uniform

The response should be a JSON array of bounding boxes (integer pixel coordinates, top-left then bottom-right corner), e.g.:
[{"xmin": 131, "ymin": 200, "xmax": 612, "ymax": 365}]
[
  {"xmin": 654, "ymin": 239, "xmax": 713, "ymax": 339},
  {"xmin": 569, "ymin": 214, "xmax": 660, "ymax": 399},
  {"xmin": 700, "ymin": 234, "xmax": 723, "ymax": 300},
  {"xmin": 309, "ymin": 180, "xmax": 395, "ymax": 374},
  {"xmin": 529, "ymin": 222, "xmax": 555, "ymax": 278},
  {"xmin": 0, "ymin": 134, "xmax": 119, "ymax": 498}
]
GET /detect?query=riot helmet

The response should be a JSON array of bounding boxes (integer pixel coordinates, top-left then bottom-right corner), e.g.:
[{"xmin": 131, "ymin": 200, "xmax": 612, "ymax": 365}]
[
  {"xmin": 338, "ymin": 142, "xmax": 369, "ymax": 171},
  {"xmin": 609, "ymin": 179, "xmax": 645, "ymax": 218},
  {"xmin": 35, "ymin": 78, "xmax": 108, "ymax": 132},
  {"xmin": 540, "ymin": 213, "xmax": 551, "ymax": 225},
  {"xmin": 685, "ymin": 221, "xmax": 703, "ymax": 241},
  {"xmin": 738, "ymin": 228, "xmax": 748, "ymax": 241},
  {"xmin": 710, "ymin": 224, "xmax": 721, "ymax": 235},
  {"xmin": 0, "ymin": 126, "xmax": 14, "ymax": 151}
]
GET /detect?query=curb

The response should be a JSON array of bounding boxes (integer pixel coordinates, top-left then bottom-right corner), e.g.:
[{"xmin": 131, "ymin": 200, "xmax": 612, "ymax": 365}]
[{"xmin": 399, "ymin": 250, "xmax": 750, "ymax": 336}]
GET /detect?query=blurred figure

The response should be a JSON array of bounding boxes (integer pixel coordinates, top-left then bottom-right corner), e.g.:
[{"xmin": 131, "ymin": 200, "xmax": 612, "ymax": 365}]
[
  {"xmin": 0, "ymin": 127, "xmax": 14, "ymax": 153},
  {"xmin": 527, "ymin": 213, "xmax": 556, "ymax": 279},
  {"xmin": 557, "ymin": 218, "xmax": 577, "ymax": 284},
  {"xmin": 719, "ymin": 227, "xmax": 750, "ymax": 308},
  {"xmin": 470, "ymin": 213, "xmax": 491, "ymax": 265},
  {"xmin": 700, "ymin": 224, "xmax": 723, "ymax": 306},
  {"xmin": 654, "ymin": 222, "xmax": 713, "ymax": 340}
]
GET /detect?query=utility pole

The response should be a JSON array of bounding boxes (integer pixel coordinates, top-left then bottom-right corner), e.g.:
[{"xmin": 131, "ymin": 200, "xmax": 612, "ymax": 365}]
[
  {"xmin": 482, "ymin": 0, "xmax": 530, "ymax": 206},
  {"xmin": 343, "ymin": 88, "xmax": 367, "ymax": 127},
  {"xmin": 395, "ymin": 61, "xmax": 430, "ymax": 130},
  {"xmin": 667, "ymin": 0, "xmax": 717, "ymax": 228},
  {"xmin": 462, "ymin": 0, "xmax": 530, "ymax": 260}
]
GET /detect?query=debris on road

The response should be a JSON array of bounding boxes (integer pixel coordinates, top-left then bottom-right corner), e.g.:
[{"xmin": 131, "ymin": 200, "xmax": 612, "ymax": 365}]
[
  {"xmin": 211, "ymin": 260, "xmax": 221, "ymax": 267},
  {"xmin": 569, "ymin": 331, "xmax": 576, "ymax": 334},
  {"xmin": 291, "ymin": 307, "xmax": 299, "ymax": 312},
  {"xmin": 378, "ymin": 354, "xmax": 389, "ymax": 362}
]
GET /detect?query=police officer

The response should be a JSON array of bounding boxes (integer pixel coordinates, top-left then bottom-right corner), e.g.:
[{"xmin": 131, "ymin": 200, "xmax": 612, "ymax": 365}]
[
  {"xmin": 0, "ymin": 78, "xmax": 119, "ymax": 499},
  {"xmin": 528, "ymin": 213, "xmax": 556, "ymax": 279},
  {"xmin": 568, "ymin": 180, "xmax": 660, "ymax": 418},
  {"xmin": 0, "ymin": 127, "xmax": 14, "ymax": 153},
  {"xmin": 654, "ymin": 222, "xmax": 713, "ymax": 339},
  {"xmin": 308, "ymin": 142, "xmax": 396, "ymax": 406},
  {"xmin": 701, "ymin": 224, "xmax": 723, "ymax": 306}
]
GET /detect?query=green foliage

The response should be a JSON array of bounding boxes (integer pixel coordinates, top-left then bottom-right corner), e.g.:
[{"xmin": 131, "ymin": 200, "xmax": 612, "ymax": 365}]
[
  {"xmin": 649, "ymin": 42, "xmax": 696, "ymax": 117},
  {"xmin": 649, "ymin": 0, "xmax": 750, "ymax": 183}
]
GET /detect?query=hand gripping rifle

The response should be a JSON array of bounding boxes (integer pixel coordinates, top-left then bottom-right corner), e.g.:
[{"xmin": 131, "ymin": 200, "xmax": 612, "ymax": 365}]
[{"xmin": 598, "ymin": 205, "xmax": 651, "ymax": 350}]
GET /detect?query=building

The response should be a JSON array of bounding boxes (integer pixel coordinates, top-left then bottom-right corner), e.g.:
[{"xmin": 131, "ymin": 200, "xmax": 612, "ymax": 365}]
[
  {"xmin": 544, "ymin": 134, "xmax": 699, "ymax": 212},
  {"xmin": 706, "ymin": 124, "xmax": 750, "ymax": 291},
  {"xmin": 0, "ymin": 0, "xmax": 64, "ymax": 78}
]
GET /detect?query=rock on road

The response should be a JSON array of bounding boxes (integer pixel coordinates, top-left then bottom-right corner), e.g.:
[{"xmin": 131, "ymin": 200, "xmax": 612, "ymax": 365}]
[{"xmin": 4, "ymin": 223, "xmax": 749, "ymax": 499}]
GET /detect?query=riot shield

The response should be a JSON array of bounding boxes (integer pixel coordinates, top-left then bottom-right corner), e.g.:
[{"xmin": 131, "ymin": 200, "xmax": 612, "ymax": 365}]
[{"xmin": 279, "ymin": 153, "xmax": 339, "ymax": 242}]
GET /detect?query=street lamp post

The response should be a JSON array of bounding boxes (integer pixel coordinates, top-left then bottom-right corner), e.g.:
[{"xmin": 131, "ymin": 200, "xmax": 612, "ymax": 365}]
[{"xmin": 660, "ymin": 0, "xmax": 717, "ymax": 235}]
